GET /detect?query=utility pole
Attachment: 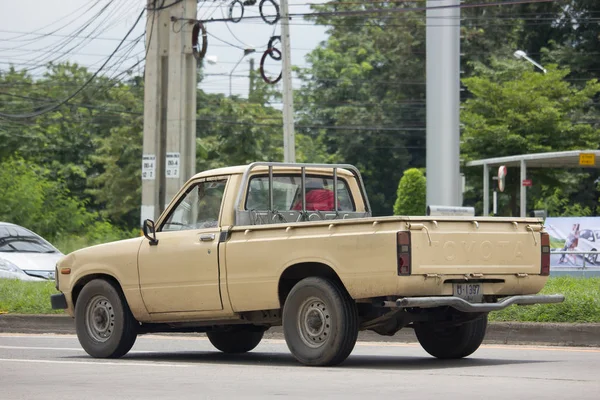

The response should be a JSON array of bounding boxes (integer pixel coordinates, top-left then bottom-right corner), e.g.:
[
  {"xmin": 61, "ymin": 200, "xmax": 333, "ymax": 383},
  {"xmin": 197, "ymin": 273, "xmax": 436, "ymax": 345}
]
[
  {"xmin": 248, "ymin": 57, "xmax": 255, "ymax": 99},
  {"xmin": 425, "ymin": 0, "xmax": 461, "ymax": 207},
  {"xmin": 141, "ymin": 0, "xmax": 197, "ymax": 225},
  {"xmin": 280, "ymin": 0, "xmax": 296, "ymax": 163}
]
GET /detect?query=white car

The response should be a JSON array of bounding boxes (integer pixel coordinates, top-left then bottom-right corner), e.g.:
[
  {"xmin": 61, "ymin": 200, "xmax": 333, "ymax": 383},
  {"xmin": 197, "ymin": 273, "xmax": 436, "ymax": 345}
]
[
  {"xmin": 575, "ymin": 229, "xmax": 600, "ymax": 265},
  {"xmin": 0, "ymin": 222, "xmax": 64, "ymax": 281}
]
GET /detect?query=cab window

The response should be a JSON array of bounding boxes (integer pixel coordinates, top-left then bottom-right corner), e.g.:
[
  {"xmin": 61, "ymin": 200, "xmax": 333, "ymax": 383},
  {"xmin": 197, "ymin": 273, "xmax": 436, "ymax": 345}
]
[
  {"xmin": 245, "ymin": 175, "xmax": 355, "ymax": 212},
  {"xmin": 161, "ymin": 179, "xmax": 227, "ymax": 231}
]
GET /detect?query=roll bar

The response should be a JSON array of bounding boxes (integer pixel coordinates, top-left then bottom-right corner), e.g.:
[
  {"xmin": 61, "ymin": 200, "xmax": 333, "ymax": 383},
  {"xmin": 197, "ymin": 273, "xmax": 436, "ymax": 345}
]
[{"xmin": 233, "ymin": 162, "xmax": 371, "ymax": 221}]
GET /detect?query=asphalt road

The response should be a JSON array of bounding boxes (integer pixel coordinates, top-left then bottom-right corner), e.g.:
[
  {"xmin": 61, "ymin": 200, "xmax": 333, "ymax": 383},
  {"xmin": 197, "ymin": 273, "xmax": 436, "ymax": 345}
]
[{"xmin": 1, "ymin": 334, "xmax": 599, "ymax": 399}]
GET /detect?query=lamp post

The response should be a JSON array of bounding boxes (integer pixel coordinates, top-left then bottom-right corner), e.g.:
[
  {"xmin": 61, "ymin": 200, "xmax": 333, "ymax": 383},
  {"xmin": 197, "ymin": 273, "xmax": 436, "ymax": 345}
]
[
  {"xmin": 230, "ymin": 48, "xmax": 256, "ymax": 96},
  {"xmin": 513, "ymin": 50, "xmax": 547, "ymax": 74}
]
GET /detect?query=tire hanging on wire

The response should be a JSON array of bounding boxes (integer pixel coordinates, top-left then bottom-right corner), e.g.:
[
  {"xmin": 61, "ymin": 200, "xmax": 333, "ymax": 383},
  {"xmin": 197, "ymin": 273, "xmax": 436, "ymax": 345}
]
[
  {"xmin": 192, "ymin": 21, "xmax": 207, "ymax": 62},
  {"xmin": 260, "ymin": 47, "xmax": 282, "ymax": 84},
  {"xmin": 267, "ymin": 36, "xmax": 281, "ymax": 60},
  {"xmin": 259, "ymin": 0, "xmax": 280, "ymax": 25},
  {"xmin": 228, "ymin": 0, "xmax": 244, "ymax": 23}
]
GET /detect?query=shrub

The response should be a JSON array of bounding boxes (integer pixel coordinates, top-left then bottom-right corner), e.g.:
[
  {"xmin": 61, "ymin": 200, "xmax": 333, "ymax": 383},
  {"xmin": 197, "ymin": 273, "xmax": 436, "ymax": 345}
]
[{"xmin": 393, "ymin": 168, "xmax": 426, "ymax": 216}]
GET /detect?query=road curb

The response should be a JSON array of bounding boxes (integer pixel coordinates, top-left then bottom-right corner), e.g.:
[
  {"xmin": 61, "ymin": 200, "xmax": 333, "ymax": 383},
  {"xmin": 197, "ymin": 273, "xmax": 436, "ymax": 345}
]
[{"xmin": 1, "ymin": 314, "xmax": 599, "ymax": 347}]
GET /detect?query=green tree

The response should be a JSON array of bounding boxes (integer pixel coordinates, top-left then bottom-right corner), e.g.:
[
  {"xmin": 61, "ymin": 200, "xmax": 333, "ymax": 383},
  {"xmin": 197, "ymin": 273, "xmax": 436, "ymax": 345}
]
[
  {"xmin": 461, "ymin": 60, "xmax": 600, "ymax": 215},
  {"xmin": 393, "ymin": 168, "xmax": 426, "ymax": 216},
  {"xmin": 297, "ymin": 3, "xmax": 426, "ymax": 215}
]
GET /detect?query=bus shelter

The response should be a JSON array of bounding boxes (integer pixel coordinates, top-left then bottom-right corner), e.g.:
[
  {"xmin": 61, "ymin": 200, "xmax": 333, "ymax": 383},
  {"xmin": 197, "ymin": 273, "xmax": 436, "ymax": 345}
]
[{"xmin": 465, "ymin": 150, "xmax": 600, "ymax": 217}]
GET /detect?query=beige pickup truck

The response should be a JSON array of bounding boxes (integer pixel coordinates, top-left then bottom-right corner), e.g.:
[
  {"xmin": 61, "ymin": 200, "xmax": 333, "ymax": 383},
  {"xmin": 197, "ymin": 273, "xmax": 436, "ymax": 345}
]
[{"xmin": 51, "ymin": 162, "xmax": 564, "ymax": 366}]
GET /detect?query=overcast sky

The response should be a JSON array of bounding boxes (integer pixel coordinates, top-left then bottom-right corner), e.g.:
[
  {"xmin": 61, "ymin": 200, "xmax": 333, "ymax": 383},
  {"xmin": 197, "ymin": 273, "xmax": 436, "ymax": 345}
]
[{"xmin": 0, "ymin": 0, "xmax": 329, "ymax": 97}]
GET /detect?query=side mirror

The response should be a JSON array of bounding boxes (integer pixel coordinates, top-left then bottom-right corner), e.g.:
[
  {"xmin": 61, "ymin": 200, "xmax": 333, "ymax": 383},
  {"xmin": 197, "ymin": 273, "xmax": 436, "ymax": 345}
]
[{"xmin": 142, "ymin": 219, "xmax": 159, "ymax": 246}]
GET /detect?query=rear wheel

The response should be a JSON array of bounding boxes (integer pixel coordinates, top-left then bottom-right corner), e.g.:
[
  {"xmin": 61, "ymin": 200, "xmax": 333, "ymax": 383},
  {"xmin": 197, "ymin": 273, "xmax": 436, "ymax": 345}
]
[
  {"xmin": 75, "ymin": 279, "xmax": 138, "ymax": 358},
  {"xmin": 207, "ymin": 329, "xmax": 264, "ymax": 353},
  {"xmin": 283, "ymin": 277, "xmax": 358, "ymax": 366},
  {"xmin": 415, "ymin": 314, "xmax": 487, "ymax": 359}
]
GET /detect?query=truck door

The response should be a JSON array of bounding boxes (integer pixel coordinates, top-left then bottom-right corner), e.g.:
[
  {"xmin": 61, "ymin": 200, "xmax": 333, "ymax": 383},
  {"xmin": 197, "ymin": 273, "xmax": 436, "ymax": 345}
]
[{"xmin": 137, "ymin": 178, "xmax": 227, "ymax": 313}]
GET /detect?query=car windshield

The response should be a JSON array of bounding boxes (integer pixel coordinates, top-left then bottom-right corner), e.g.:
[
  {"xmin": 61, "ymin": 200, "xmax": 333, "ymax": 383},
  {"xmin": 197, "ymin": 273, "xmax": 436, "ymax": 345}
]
[{"xmin": 0, "ymin": 225, "xmax": 58, "ymax": 253}]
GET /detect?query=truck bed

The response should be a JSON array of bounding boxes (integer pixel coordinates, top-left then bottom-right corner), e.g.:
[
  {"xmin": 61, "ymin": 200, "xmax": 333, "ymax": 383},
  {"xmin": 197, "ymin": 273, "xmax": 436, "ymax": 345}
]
[{"xmin": 223, "ymin": 215, "xmax": 547, "ymax": 312}]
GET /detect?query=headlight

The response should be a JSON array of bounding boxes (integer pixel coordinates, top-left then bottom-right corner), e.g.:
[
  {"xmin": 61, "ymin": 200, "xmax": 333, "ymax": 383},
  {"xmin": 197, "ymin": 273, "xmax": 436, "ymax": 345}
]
[
  {"xmin": 0, "ymin": 257, "xmax": 25, "ymax": 275},
  {"xmin": 22, "ymin": 270, "xmax": 55, "ymax": 280}
]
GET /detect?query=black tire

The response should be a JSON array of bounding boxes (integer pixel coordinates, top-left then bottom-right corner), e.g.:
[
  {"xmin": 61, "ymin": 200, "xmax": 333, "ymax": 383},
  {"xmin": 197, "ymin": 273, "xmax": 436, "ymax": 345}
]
[
  {"xmin": 207, "ymin": 329, "xmax": 264, "ymax": 354},
  {"xmin": 415, "ymin": 314, "xmax": 488, "ymax": 359},
  {"xmin": 282, "ymin": 277, "xmax": 358, "ymax": 366},
  {"xmin": 74, "ymin": 279, "xmax": 138, "ymax": 358}
]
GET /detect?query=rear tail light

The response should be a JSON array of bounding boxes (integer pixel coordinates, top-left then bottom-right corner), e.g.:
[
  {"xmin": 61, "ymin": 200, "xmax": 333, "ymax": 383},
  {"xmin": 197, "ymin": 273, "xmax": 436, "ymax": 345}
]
[
  {"xmin": 397, "ymin": 231, "xmax": 411, "ymax": 276},
  {"xmin": 541, "ymin": 232, "xmax": 550, "ymax": 276}
]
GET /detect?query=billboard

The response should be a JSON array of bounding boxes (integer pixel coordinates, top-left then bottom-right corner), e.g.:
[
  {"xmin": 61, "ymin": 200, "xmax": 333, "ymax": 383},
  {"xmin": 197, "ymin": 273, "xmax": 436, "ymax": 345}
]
[{"xmin": 544, "ymin": 217, "xmax": 600, "ymax": 268}]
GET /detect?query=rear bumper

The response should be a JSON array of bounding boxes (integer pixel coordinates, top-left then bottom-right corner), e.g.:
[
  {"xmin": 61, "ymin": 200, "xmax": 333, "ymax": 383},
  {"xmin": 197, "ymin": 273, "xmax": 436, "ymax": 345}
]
[
  {"xmin": 50, "ymin": 293, "xmax": 68, "ymax": 310},
  {"xmin": 383, "ymin": 294, "xmax": 565, "ymax": 313}
]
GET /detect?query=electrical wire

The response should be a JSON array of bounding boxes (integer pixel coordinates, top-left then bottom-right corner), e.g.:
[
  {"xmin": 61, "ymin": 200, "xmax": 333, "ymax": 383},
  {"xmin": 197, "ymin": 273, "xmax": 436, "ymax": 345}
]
[
  {"xmin": 0, "ymin": 8, "xmax": 146, "ymax": 119},
  {"xmin": 196, "ymin": 0, "xmax": 559, "ymax": 23}
]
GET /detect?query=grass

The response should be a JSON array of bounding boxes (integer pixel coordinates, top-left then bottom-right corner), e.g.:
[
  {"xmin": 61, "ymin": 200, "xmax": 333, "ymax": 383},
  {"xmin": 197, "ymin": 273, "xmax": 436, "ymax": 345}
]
[
  {"xmin": 0, "ymin": 280, "xmax": 63, "ymax": 314},
  {"xmin": 1, "ymin": 277, "xmax": 599, "ymax": 322},
  {"xmin": 489, "ymin": 276, "xmax": 600, "ymax": 323}
]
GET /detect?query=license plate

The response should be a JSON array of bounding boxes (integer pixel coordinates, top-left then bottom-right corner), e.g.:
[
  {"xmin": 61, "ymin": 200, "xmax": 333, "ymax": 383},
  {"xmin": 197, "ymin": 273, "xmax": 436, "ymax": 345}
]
[{"xmin": 453, "ymin": 283, "xmax": 483, "ymax": 303}]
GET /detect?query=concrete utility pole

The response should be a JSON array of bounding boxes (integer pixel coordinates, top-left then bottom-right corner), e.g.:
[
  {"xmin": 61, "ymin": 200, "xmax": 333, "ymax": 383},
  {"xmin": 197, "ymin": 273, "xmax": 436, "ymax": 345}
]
[
  {"xmin": 280, "ymin": 0, "xmax": 296, "ymax": 163},
  {"xmin": 249, "ymin": 57, "xmax": 255, "ymax": 98},
  {"xmin": 141, "ymin": 0, "xmax": 197, "ymax": 225},
  {"xmin": 425, "ymin": 0, "xmax": 461, "ymax": 207}
]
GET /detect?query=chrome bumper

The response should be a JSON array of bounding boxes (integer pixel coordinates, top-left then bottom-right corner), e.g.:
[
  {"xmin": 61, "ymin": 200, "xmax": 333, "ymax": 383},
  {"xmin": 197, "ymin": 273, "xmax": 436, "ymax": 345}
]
[{"xmin": 383, "ymin": 294, "xmax": 565, "ymax": 313}]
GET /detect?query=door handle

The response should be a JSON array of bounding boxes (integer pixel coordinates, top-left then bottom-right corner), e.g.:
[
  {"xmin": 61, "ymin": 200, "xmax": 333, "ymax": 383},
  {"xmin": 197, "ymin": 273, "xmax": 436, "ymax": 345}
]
[{"xmin": 200, "ymin": 233, "xmax": 215, "ymax": 242}]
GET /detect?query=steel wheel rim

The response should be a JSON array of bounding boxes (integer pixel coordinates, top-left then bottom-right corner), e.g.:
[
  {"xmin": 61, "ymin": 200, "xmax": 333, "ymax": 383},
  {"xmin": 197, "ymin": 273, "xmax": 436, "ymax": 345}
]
[
  {"xmin": 297, "ymin": 296, "xmax": 331, "ymax": 348},
  {"xmin": 85, "ymin": 295, "xmax": 115, "ymax": 343}
]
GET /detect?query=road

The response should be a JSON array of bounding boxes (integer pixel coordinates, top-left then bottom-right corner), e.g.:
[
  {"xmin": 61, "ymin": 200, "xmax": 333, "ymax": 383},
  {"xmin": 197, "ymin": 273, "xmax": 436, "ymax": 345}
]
[{"xmin": 1, "ymin": 334, "xmax": 599, "ymax": 399}]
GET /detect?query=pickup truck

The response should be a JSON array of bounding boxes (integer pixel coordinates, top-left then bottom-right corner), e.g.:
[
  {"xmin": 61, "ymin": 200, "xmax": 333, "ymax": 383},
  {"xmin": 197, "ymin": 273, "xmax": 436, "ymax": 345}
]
[{"xmin": 51, "ymin": 162, "xmax": 564, "ymax": 366}]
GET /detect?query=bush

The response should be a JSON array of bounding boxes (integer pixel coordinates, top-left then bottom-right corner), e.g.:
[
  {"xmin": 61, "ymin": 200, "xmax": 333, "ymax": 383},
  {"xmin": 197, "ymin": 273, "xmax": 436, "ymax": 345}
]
[
  {"xmin": 0, "ymin": 158, "xmax": 91, "ymax": 241},
  {"xmin": 393, "ymin": 168, "xmax": 426, "ymax": 216},
  {"xmin": 0, "ymin": 157, "xmax": 140, "ymax": 253},
  {"xmin": 54, "ymin": 222, "xmax": 140, "ymax": 254}
]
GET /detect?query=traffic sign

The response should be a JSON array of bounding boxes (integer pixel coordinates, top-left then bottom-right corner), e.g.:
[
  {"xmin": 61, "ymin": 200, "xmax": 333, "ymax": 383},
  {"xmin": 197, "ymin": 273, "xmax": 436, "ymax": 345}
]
[
  {"xmin": 522, "ymin": 179, "xmax": 533, "ymax": 187},
  {"xmin": 579, "ymin": 153, "xmax": 595, "ymax": 166}
]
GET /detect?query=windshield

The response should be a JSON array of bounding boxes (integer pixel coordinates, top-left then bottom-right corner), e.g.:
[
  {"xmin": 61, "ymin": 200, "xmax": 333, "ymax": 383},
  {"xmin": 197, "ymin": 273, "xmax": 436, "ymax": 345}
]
[{"xmin": 0, "ymin": 225, "xmax": 58, "ymax": 253}]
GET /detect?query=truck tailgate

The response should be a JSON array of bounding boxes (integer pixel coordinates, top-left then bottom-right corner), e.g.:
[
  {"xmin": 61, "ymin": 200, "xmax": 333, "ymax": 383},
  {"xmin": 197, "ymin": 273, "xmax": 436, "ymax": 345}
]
[{"xmin": 407, "ymin": 219, "xmax": 543, "ymax": 275}]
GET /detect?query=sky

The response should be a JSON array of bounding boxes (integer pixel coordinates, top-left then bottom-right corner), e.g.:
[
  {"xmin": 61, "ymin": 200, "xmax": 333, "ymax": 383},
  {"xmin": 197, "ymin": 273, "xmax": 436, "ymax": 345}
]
[{"xmin": 0, "ymin": 0, "xmax": 330, "ymax": 98}]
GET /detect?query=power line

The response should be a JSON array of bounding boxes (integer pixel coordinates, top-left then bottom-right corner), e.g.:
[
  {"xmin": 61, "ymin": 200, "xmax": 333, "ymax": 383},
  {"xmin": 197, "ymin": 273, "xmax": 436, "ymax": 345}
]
[
  {"xmin": 0, "ymin": 8, "xmax": 146, "ymax": 120},
  {"xmin": 197, "ymin": 0, "xmax": 558, "ymax": 23}
]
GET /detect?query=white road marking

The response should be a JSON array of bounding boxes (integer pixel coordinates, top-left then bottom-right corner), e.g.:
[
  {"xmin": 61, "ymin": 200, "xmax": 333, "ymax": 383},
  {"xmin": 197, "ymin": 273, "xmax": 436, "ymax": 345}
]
[
  {"xmin": 0, "ymin": 345, "xmax": 83, "ymax": 351},
  {"xmin": 0, "ymin": 345, "xmax": 181, "ymax": 354},
  {"xmin": 1, "ymin": 333, "xmax": 598, "ymax": 353},
  {"xmin": 0, "ymin": 358, "xmax": 190, "ymax": 368}
]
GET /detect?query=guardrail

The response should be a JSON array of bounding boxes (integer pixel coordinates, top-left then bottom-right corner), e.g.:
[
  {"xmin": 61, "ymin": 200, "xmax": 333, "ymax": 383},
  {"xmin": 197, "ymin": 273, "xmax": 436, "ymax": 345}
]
[{"xmin": 551, "ymin": 250, "xmax": 600, "ymax": 270}]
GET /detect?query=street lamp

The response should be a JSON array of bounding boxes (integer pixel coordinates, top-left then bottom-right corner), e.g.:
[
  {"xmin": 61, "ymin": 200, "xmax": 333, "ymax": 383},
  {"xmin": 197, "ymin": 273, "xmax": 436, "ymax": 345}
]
[
  {"xmin": 513, "ymin": 50, "xmax": 547, "ymax": 74},
  {"xmin": 230, "ymin": 48, "xmax": 256, "ymax": 96}
]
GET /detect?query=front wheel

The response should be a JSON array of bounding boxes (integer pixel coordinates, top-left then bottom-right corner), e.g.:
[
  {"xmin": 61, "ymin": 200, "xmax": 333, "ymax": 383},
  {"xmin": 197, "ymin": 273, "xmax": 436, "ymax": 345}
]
[
  {"xmin": 283, "ymin": 277, "xmax": 358, "ymax": 366},
  {"xmin": 74, "ymin": 279, "xmax": 138, "ymax": 358},
  {"xmin": 590, "ymin": 250, "xmax": 598, "ymax": 264},
  {"xmin": 415, "ymin": 314, "xmax": 488, "ymax": 359},
  {"xmin": 207, "ymin": 329, "xmax": 264, "ymax": 353}
]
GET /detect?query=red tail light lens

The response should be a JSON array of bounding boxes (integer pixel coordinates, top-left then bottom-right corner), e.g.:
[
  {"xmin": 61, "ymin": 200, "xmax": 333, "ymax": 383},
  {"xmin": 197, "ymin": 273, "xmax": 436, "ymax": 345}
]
[
  {"xmin": 541, "ymin": 232, "xmax": 550, "ymax": 276},
  {"xmin": 397, "ymin": 231, "xmax": 411, "ymax": 276}
]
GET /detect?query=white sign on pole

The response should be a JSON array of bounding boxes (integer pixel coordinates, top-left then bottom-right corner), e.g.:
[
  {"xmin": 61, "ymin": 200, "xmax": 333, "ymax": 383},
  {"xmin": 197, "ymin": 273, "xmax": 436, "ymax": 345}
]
[
  {"xmin": 498, "ymin": 165, "xmax": 507, "ymax": 192},
  {"xmin": 166, "ymin": 152, "xmax": 180, "ymax": 178},
  {"xmin": 142, "ymin": 155, "xmax": 156, "ymax": 180}
]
